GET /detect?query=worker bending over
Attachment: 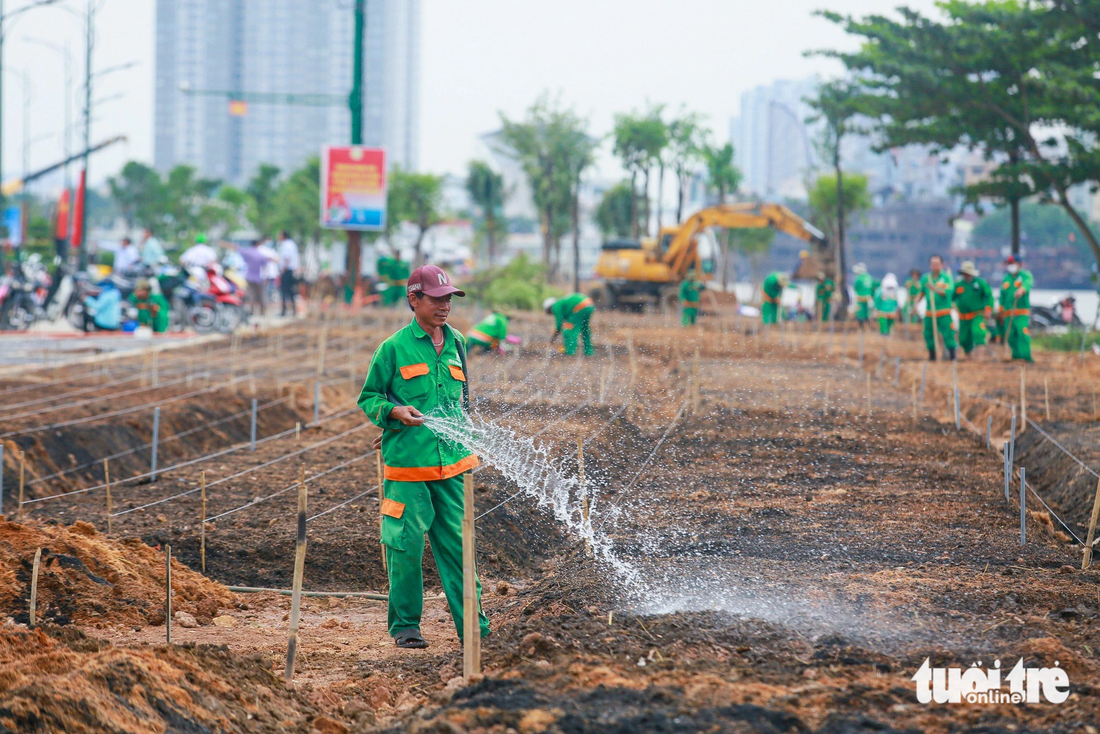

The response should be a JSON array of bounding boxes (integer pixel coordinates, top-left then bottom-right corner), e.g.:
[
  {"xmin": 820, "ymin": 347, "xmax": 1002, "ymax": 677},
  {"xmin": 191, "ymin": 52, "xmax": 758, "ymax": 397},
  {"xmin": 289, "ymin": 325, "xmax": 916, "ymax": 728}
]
[
  {"xmin": 679, "ymin": 274, "xmax": 703, "ymax": 326},
  {"xmin": 357, "ymin": 265, "xmax": 489, "ymax": 649},
  {"xmin": 999, "ymin": 255, "xmax": 1034, "ymax": 362},
  {"xmin": 131, "ymin": 279, "xmax": 171, "ymax": 333},
  {"xmin": 545, "ymin": 293, "xmax": 595, "ymax": 356},
  {"xmin": 761, "ymin": 272, "xmax": 789, "ymax": 325},
  {"xmin": 953, "ymin": 261, "xmax": 993, "ymax": 357},
  {"xmin": 874, "ymin": 274, "xmax": 900, "ymax": 335},
  {"xmin": 917, "ymin": 254, "xmax": 957, "ymax": 361},
  {"xmin": 467, "ymin": 311, "xmax": 509, "ymax": 353}
]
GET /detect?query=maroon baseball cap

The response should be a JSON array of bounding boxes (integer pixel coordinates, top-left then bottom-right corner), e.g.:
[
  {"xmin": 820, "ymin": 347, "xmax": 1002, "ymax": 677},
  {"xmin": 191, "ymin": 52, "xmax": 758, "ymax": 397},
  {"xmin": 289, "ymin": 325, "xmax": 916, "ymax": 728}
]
[{"xmin": 406, "ymin": 264, "xmax": 465, "ymax": 298}]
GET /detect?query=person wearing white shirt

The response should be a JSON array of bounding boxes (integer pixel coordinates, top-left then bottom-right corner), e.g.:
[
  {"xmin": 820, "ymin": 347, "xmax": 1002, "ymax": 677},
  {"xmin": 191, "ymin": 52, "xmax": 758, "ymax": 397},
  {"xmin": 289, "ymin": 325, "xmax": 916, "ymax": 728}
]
[
  {"xmin": 180, "ymin": 235, "xmax": 219, "ymax": 270},
  {"xmin": 114, "ymin": 237, "xmax": 140, "ymax": 274},
  {"xmin": 277, "ymin": 230, "xmax": 300, "ymax": 317},
  {"xmin": 140, "ymin": 228, "xmax": 167, "ymax": 267}
]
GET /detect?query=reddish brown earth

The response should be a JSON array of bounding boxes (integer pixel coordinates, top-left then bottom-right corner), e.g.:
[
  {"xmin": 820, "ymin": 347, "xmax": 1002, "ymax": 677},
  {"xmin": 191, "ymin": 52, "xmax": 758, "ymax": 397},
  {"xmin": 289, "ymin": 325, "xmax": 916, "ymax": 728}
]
[{"xmin": 0, "ymin": 312, "xmax": 1097, "ymax": 733}]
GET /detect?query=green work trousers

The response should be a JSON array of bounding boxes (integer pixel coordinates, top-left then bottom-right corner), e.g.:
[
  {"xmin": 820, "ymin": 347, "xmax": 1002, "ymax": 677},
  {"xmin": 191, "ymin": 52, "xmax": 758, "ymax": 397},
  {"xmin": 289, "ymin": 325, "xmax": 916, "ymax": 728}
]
[
  {"xmin": 467, "ymin": 336, "xmax": 493, "ymax": 353},
  {"xmin": 381, "ymin": 473, "xmax": 490, "ymax": 640},
  {"xmin": 818, "ymin": 301, "xmax": 831, "ymax": 322},
  {"xmin": 682, "ymin": 307, "xmax": 697, "ymax": 326},
  {"xmin": 1007, "ymin": 315, "xmax": 1033, "ymax": 362},
  {"xmin": 382, "ymin": 286, "xmax": 404, "ymax": 307},
  {"xmin": 563, "ymin": 309, "xmax": 594, "ymax": 356},
  {"xmin": 923, "ymin": 314, "xmax": 957, "ymax": 352},
  {"xmin": 761, "ymin": 301, "xmax": 779, "ymax": 324},
  {"xmin": 856, "ymin": 301, "xmax": 871, "ymax": 322},
  {"xmin": 878, "ymin": 316, "xmax": 895, "ymax": 335},
  {"xmin": 957, "ymin": 317, "xmax": 988, "ymax": 354}
]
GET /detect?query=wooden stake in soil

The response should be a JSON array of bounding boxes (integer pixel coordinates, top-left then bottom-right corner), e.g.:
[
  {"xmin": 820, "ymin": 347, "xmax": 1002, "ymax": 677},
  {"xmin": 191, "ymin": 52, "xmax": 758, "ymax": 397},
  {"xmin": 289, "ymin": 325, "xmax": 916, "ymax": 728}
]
[
  {"xmin": 866, "ymin": 373, "xmax": 872, "ymax": 417},
  {"xmin": 284, "ymin": 468, "xmax": 308, "ymax": 685},
  {"xmin": 376, "ymin": 451, "xmax": 386, "ymax": 573},
  {"xmin": 295, "ymin": 422, "xmax": 301, "ymax": 441},
  {"xmin": 462, "ymin": 472, "xmax": 481, "ymax": 678},
  {"xmin": 1020, "ymin": 367, "xmax": 1027, "ymax": 432},
  {"xmin": 165, "ymin": 545, "xmax": 173, "ymax": 644},
  {"xmin": 1019, "ymin": 466, "xmax": 1027, "ymax": 546},
  {"xmin": 316, "ymin": 327, "xmax": 328, "ymax": 377},
  {"xmin": 953, "ymin": 361, "xmax": 960, "ymax": 430},
  {"xmin": 919, "ymin": 363, "xmax": 927, "ymax": 404},
  {"xmin": 1082, "ymin": 476, "xmax": 1100, "ymax": 570},
  {"xmin": 911, "ymin": 381, "xmax": 918, "ymax": 424},
  {"xmin": 692, "ymin": 346, "xmax": 700, "ymax": 414},
  {"xmin": 1044, "ymin": 378, "xmax": 1050, "ymax": 421},
  {"xmin": 200, "ymin": 471, "xmax": 207, "ymax": 573},
  {"xmin": 105, "ymin": 459, "xmax": 112, "ymax": 536},
  {"xmin": 29, "ymin": 547, "xmax": 41, "ymax": 629},
  {"xmin": 894, "ymin": 356, "xmax": 901, "ymax": 387},
  {"xmin": 578, "ymin": 437, "xmax": 591, "ymax": 556},
  {"xmin": 18, "ymin": 450, "xmax": 25, "ymax": 523}
]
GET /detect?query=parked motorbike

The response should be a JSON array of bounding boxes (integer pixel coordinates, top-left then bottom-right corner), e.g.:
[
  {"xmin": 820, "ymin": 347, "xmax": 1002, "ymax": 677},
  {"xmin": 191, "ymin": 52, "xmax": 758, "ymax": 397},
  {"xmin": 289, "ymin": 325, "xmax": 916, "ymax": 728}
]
[{"xmin": 204, "ymin": 266, "xmax": 247, "ymax": 333}]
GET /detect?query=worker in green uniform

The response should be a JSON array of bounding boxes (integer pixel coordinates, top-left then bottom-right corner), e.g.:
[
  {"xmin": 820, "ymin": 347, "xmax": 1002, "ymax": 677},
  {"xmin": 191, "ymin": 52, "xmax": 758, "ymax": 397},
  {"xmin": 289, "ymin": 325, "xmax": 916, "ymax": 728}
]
[
  {"xmin": 467, "ymin": 311, "xmax": 509, "ymax": 353},
  {"xmin": 545, "ymin": 293, "xmax": 595, "ymax": 356},
  {"xmin": 358, "ymin": 264, "xmax": 489, "ymax": 649},
  {"xmin": 905, "ymin": 269, "xmax": 922, "ymax": 323},
  {"xmin": 761, "ymin": 272, "xmax": 788, "ymax": 325},
  {"xmin": 679, "ymin": 274, "xmax": 703, "ymax": 326},
  {"xmin": 874, "ymin": 273, "xmax": 900, "ymax": 335},
  {"xmin": 916, "ymin": 254, "xmax": 957, "ymax": 361},
  {"xmin": 999, "ymin": 255, "xmax": 1034, "ymax": 362},
  {"xmin": 815, "ymin": 273, "xmax": 835, "ymax": 322},
  {"xmin": 376, "ymin": 253, "xmax": 394, "ymax": 305},
  {"xmin": 953, "ymin": 260, "xmax": 993, "ymax": 357},
  {"xmin": 387, "ymin": 252, "xmax": 410, "ymax": 307},
  {"xmin": 852, "ymin": 263, "xmax": 874, "ymax": 327},
  {"xmin": 130, "ymin": 279, "xmax": 171, "ymax": 333}
]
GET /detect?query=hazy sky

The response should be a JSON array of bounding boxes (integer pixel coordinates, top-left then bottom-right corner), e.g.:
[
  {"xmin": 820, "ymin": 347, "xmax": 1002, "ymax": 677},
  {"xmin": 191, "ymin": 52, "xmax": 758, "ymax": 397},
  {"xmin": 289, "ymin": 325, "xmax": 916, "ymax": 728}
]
[{"xmin": 7, "ymin": 0, "xmax": 941, "ymax": 188}]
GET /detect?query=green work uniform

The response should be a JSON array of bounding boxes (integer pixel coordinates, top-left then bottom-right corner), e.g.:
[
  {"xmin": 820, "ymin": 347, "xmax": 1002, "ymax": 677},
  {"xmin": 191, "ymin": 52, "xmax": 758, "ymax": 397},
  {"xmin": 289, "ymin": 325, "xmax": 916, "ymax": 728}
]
[
  {"xmin": 130, "ymin": 293, "xmax": 171, "ymax": 333},
  {"xmin": 853, "ymin": 273, "xmax": 874, "ymax": 322},
  {"xmin": 761, "ymin": 272, "xmax": 784, "ymax": 324},
  {"xmin": 905, "ymin": 276, "xmax": 922, "ymax": 323},
  {"xmin": 1000, "ymin": 270, "xmax": 1034, "ymax": 362},
  {"xmin": 376, "ymin": 256, "xmax": 394, "ymax": 304},
  {"xmin": 815, "ymin": 278, "xmax": 835, "ymax": 322},
  {"xmin": 679, "ymin": 279, "xmax": 701, "ymax": 326},
  {"xmin": 358, "ymin": 320, "xmax": 489, "ymax": 641},
  {"xmin": 551, "ymin": 293, "xmax": 594, "ymax": 356},
  {"xmin": 873, "ymin": 290, "xmax": 898, "ymax": 335},
  {"xmin": 920, "ymin": 271, "xmax": 957, "ymax": 353},
  {"xmin": 953, "ymin": 277, "xmax": 993, "ymax": 354},
  {"xmin": 467, "ymin": 312, "xmax": 508, "ymax": 352}
]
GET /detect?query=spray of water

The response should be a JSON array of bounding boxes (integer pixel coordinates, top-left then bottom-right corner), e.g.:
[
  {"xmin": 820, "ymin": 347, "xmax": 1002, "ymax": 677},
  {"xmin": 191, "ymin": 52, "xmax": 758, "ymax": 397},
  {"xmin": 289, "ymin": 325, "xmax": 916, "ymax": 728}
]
[{"xmin": 422, "ymin": 410, "xmax": 642, "ymax": 590}]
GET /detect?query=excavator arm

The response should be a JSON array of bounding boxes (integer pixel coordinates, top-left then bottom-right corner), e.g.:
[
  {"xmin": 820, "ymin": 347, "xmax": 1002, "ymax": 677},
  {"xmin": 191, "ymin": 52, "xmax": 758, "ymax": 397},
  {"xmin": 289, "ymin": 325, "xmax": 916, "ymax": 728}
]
[{"xmin": 663, "ymin": 203, "xmax": 827, "ymax": 278}]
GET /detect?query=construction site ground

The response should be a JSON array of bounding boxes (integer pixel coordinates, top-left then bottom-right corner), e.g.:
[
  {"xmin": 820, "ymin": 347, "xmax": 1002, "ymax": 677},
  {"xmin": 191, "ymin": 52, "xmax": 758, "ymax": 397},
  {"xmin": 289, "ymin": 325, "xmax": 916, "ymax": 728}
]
[{"xmin": 1, "ymin": 310, "xmax": 1098, "ymax": 733}]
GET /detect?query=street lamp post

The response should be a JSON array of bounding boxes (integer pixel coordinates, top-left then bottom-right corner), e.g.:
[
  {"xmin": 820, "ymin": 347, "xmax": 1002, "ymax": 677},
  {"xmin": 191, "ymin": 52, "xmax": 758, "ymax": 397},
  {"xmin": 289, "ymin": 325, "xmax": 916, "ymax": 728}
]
[{"xmin": 345, "ymin": 0, "xmax": 366, "ymax": 302}]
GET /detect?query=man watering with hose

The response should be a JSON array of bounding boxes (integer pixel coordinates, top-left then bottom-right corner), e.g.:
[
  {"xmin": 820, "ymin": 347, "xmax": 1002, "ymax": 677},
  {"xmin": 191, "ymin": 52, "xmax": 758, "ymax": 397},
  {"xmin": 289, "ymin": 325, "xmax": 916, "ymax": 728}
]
[{"xmin": 358, "ymin": 264, "xmax": 490, "ymax": 649}]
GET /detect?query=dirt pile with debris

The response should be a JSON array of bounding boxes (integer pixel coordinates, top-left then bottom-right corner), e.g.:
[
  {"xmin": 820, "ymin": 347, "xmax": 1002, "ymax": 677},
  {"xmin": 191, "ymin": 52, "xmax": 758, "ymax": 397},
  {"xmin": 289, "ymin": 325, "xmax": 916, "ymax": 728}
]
[
  {"xmin": 0, "ymin": 519, "xmax": 235, "ymax": 627},
  {"xmin": 1014, "ymin": 421, "xmax": 1100, "ymax": 535},
  {"xmin": 0, "ymin": 624, "xmax": 328, "ymax": 733}
]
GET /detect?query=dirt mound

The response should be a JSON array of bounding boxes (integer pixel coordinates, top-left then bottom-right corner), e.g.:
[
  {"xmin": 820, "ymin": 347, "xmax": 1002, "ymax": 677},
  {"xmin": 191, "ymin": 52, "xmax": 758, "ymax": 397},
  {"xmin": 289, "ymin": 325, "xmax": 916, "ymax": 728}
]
[
  {"xmin": 0, "ymin": 520, "xmax": 234, "ymax": 627},
  {"xmin": 1014, "ymin": 422, "xmax": 1100, "ymax": 534},
  {"xmin": 0, "ymin": 625, "xmax": 327, "ymax": 733}
]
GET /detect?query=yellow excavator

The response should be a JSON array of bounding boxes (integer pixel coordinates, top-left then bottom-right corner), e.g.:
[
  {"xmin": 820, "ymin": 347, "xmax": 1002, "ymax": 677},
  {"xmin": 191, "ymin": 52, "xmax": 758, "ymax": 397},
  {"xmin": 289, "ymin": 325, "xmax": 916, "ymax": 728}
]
[{"xmin": 590, "ymin": 202, "xmax": 827, "ymax": 310}]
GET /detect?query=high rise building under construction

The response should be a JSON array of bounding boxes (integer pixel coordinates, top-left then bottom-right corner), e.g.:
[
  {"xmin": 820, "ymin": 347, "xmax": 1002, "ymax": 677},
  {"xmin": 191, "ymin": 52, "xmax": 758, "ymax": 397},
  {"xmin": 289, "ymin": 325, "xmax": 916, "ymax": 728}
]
[{"xmin": 154, "ymin": 0, "xmax": 420, "ymax": 185}]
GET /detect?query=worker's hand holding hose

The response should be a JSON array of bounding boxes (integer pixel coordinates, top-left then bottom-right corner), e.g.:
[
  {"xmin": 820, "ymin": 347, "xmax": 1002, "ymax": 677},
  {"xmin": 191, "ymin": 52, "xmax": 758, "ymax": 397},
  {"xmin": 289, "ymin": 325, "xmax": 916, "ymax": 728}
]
[
  {"xmin": 372, "ymin": 434, "xmax": 382, "ymax": 450},
  {"xmin": 389, "ymin": 405, "xmax": 425, "ymax": 427}
]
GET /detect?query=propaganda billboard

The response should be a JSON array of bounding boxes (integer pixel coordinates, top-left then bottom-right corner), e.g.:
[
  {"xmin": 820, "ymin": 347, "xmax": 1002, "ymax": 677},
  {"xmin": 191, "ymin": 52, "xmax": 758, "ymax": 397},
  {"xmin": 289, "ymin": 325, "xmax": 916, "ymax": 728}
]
[{"xmin": 320, "ymin": 146, "xmax": 386, "ymax": 231}]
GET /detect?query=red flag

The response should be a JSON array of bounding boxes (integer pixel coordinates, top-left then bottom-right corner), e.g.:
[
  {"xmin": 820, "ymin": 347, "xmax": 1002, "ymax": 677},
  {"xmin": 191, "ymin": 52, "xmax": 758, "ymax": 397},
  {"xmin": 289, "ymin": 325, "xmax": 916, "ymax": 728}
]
[
  {"xmin": 55, "ymin": 189, "xmax": 71, "ymax": 241},
  {"xmin": 71, "ymin": 170, "xmax": 86, "ymax": 247}
]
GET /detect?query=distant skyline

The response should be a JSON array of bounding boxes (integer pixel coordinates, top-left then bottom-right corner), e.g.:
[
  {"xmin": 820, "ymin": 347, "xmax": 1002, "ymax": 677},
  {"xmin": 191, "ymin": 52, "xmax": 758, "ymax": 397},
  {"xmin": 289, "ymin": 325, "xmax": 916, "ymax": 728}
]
[{"xmin": 6, "ymin": 0, "xmax": 942, "ymax": 191}]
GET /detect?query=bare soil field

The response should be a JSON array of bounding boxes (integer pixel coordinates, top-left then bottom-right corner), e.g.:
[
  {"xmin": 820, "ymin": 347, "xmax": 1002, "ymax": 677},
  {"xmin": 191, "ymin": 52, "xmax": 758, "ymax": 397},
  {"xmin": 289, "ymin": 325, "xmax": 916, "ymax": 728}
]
[{"xmin": 0, "ymin": 309, "xmax": 1098, "ymax": 733}]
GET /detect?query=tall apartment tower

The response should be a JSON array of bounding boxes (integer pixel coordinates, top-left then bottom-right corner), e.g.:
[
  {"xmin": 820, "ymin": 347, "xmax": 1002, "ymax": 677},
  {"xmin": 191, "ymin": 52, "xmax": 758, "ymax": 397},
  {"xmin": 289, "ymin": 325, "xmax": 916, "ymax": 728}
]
[{"xmin": 154, "ymin": 0, "xmax": 420, "ymax": 185}]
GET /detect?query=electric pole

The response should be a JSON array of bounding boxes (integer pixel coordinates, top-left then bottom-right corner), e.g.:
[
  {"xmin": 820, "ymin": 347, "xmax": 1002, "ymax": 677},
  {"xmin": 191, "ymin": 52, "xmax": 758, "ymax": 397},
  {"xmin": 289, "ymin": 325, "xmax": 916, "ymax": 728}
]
[
  {"xmin": 345, "ymin": 0, "xmax": 365, "ymax": 303},
  {"xmin": 77, "ymin": 0, "xmax": 93, "ymax": 270}
]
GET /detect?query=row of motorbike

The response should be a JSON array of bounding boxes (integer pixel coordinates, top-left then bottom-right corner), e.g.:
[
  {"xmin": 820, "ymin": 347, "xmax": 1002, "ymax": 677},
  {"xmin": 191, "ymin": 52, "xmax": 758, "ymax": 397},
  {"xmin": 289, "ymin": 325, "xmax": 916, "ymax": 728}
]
[{"xmin": 0, "ymin": 255, "xmax": 247, "ymax": 334}]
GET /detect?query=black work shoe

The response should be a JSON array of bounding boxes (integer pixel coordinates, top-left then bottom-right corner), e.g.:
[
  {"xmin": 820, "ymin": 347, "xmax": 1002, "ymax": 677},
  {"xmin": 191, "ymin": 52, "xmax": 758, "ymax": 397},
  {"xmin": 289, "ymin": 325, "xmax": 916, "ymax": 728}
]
[
  {"xmin": 928, "ymin": 349, "xmax": 937, "ymax": 361},
  {"xmin": 948, "ymin": 348, "xmax": 957, "ymax": 361}
]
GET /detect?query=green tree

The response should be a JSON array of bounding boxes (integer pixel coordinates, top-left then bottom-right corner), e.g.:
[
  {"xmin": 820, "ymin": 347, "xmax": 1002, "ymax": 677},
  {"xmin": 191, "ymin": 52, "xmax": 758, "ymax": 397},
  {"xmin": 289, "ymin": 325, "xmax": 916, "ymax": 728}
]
[
  {"xmin": 466, "ymin": 160, "xmax": 507, "ymax": 266},
  {"xmin": 701, "ymin": 141, "xmax": 744, "ymax": 290},
  {"xmin": 496, "ymin": 95, "xmax": 594, "ymax": 282},
  {"xmin": 245, "ymin": 163, "xmax": 281, "ymax": 236},
  {"xmin": 461, "ymin": 252, "xmax": 562, "ymax": 311},
  {"xmin": 162, "ymin": 165, "xmax": 222, "ymax": 245},
  {"xmin": 271, "ymin": 156, "xmax": 332, "ymax": 247},
  {"xmin": 596, "ymin": 181, "xmax": 639, "ymax": 238},
  {"xmin": 107, "ymin": 161, "xmax": 165, "ymax": 229},
  {"xmin": 817, "ymin": 2, "xmax": 1100, "ymax": 274},
  {"xmin": 806, "ymin": 79, "xmax": 863, "ymax": 313},
  {"xmin": 613, "ymin": 107, "xmax": 668, "ymax": 238},
  {"xmin": 388, "ymin": 167, "xmax": 443, "ymax": 265},
  {"xmin": 807, "ymin": 172, "xmax": 871, "ymax": 250},
  {"xmin": 667, "ymin": 111, "xmax": 706, "ymax": 224}
]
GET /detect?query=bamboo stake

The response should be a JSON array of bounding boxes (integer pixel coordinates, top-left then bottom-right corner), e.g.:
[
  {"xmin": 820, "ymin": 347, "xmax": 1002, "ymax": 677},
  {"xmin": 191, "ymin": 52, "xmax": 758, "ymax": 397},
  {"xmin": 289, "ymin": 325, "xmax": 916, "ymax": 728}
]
[
  {"xmin": 1020, "ymin": 367, "xmax": 1027, "ymax": 432},
  {"xmin": 165, "ymin": 545, "xmax": 172, "ymax": 644},
  {"xmin": 1082, "ymin": 476, "xmax": 1100, "ymax": 570},
  {"xmin": 295, "ymin": 422, "xmax": 301, "ymax": 441},
  {"xmin": 692, "ymin": 346, "xmax": 700, "ymax": 414},
  {"xmin": 462, "ymin": 473, "xmax": 480, "ymax": 678},
  {"xmin": 953, "ymin": 361, "xmax": 960, "ymax": 430},
  {"xmin": 200, "ymin": 471, "xmax": 207, "ymax": 573},
  {"xmin": 578, "ymin": 437, "xmax": 591, "ymax": 556},
  {"xmin": 105, "ymin": 459, "xmax": 112, "ymax": 536},
  {"xmin": 866, "ymin": 373, "xmax": 872, "ymax": 417},
  {"xmin": 911, "ymin": 381, "xmax": 918, "ymax": 424},
  {"xmin": 377, "ymin": 451, "xmax": 386, "ymax": 573},
  {"xmin": 18, "ymin": 451, "xmax": 24, "ymax": 523},
  {"xmin": 316, "ymin": 324, "xmax": 328, "ymax": 377},
  {"xmin": 285, "ymin": 467, "xmax": 308, "ymax": 685},
  {"xmin": 29, "ymin": 547, "xmax": 41, "ymax": 629},
  {"xmin": 1044, "ymin": 378, "xmax": 1050, "ymax": 421}
]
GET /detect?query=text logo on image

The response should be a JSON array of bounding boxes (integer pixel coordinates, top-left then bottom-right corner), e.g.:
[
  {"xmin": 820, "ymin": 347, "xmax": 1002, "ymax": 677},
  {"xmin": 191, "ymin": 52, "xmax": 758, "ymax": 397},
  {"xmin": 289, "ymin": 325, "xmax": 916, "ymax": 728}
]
[{"xmin": 912, "ymin": 658, "xmax": 1070, "ymax": 704}]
